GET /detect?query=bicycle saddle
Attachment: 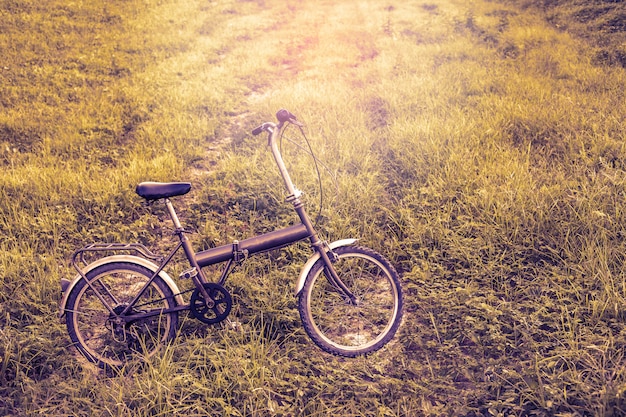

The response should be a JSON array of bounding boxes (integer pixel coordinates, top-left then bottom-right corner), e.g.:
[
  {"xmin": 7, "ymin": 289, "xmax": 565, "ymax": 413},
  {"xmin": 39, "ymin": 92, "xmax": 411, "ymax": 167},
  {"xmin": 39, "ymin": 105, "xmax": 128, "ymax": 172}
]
[{"xmin": 135, "ymin": 182, "xmax": 192, "ymax": 200}]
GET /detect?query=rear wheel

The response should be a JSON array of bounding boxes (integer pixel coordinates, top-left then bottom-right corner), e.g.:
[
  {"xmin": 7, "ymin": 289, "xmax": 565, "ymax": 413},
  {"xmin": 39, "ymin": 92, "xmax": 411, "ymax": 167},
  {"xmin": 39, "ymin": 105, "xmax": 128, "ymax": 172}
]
[
  {"xmin": 65, "ymin": 262, "xmax": 179, "ymax": 370},
  {"xmin": 298, "ymin": 246, "xmax": 403, "ymax": 356}
]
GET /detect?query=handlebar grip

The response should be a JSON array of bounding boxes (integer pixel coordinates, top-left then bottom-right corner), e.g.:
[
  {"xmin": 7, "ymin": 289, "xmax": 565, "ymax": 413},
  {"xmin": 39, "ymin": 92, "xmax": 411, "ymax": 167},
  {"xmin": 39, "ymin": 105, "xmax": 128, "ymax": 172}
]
[
  {"xmin": 251, "ymin": 125, "xmax": 265, "ymax": 136},
  {"xmin": 276, "ymin": 109, "xmax": 296, "ymax": 124}
]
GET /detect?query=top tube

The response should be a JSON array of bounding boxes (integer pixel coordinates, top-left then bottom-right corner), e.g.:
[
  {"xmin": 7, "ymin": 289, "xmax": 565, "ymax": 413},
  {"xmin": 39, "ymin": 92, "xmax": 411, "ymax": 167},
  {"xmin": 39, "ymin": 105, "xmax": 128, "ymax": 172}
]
[{"xmin": 195, "ymin": 223, "xmax": 310, "ymax": 267}]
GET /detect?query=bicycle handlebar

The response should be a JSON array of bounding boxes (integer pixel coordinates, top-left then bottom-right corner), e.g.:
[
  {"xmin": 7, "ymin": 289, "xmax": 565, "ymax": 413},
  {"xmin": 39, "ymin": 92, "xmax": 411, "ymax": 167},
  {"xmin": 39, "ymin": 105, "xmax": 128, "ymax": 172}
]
[
  {"xmin": 251, "ymin": 109, "xmax": 302, "ymax": 136},
  {"xmin": 249, "ymin": 109, "xmax": 302, "ymax": 198}
]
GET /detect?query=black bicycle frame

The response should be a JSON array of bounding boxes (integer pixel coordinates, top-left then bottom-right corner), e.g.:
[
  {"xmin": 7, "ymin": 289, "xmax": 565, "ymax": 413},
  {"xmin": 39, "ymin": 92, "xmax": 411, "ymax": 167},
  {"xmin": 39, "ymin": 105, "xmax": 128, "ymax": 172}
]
[
  {"xmin": 106, "ymin": 223, "xmax": 312, "ymax": 322},
  {"xmin": 195, "ymin": 223, "xmax": 310, "ymax": 267},
  {"xmin": 70, "ymin": 111, "xmax": 357, "ymax": 324}
]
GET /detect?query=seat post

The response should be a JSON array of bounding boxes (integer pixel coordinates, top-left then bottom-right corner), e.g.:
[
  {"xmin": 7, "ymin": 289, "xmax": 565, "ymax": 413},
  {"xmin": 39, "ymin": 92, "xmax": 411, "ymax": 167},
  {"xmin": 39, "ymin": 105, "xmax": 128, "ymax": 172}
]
[
  {"xmin": 164, "ymin": 198, "xmax": 184, "ymax": 230},
  {"xmin": 163, "ymin": 197, "xmax": 209, "ymax": 291}
]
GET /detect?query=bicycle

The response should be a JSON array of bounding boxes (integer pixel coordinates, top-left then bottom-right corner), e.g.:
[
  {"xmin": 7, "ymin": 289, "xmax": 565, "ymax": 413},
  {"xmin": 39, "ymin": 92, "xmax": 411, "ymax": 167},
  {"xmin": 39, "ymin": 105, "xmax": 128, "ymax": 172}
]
[{"xmin": 59, "ymin": 109, "xmax": 403, "ymax": 370}]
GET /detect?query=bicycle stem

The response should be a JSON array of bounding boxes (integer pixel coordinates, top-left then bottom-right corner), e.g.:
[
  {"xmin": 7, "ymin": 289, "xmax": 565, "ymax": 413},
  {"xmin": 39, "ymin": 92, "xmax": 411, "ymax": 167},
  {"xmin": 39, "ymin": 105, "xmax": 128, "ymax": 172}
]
[
  {"xmin": 267, "ymin": 123, "xmax": 301, "ymax": 199},
  {"xmin": 267, "ymin": 122, "xmax": 315, "ymax": 236}
]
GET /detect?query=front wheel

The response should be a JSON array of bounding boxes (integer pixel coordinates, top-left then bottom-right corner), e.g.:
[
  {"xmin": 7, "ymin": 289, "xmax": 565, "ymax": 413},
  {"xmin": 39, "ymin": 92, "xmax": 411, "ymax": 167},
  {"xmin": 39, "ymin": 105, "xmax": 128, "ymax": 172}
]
[
  {"xmin": 65, "ymin": 262, "xmax": 179, "ymax": 370},
  {"xmin": 298, "ymin": 246, "xmax": 403, "ymax": 356}
]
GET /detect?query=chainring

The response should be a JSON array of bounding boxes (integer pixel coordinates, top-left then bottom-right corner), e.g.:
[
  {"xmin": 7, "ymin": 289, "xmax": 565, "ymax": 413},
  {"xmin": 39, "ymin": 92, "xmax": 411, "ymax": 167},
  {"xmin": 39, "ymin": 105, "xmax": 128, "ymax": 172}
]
[{"xmin": 190, "ymin": 282, "xmax": 232, "ymax": 324}]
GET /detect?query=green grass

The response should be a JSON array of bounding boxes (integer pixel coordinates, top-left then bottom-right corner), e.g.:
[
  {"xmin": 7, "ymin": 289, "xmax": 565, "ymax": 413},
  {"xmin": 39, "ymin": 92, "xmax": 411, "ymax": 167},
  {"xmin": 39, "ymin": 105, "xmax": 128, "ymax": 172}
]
[{"xmin": 1, "ymin": 0, "xmax": 626, "ymax": 415}]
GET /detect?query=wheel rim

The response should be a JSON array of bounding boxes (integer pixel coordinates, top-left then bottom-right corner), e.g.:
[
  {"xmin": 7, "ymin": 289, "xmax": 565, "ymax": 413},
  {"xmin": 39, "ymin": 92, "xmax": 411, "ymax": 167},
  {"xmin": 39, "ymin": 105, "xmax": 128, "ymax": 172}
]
[
  {"xmin": 71, "ymin": 269, "xmax": 173, "ymax": 367},
  {"xmin": 305, "ymin": 252, "xmax": 400, "ymax": 353}
]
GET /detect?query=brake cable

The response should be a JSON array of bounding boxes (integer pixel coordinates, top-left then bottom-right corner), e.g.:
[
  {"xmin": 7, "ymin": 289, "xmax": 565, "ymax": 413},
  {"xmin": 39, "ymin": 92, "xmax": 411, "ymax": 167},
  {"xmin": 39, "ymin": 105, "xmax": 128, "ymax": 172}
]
[{"xmin": 279, "ymin": 122, "xmax": 338, "ymax": 228}]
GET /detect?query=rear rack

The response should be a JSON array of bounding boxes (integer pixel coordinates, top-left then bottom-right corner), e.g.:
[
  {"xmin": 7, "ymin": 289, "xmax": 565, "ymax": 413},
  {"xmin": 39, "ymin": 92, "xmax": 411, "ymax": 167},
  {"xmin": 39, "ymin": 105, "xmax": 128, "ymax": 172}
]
[{"xmin": 71, "ymin": 243, "xmax": 163, "ymax": 272}]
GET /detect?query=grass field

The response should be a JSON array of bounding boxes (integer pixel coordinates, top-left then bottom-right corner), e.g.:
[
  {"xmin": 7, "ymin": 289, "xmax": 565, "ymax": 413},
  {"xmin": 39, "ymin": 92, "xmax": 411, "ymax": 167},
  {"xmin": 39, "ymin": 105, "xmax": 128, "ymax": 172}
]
[{"xmin": 1, "ymin": 0, "xmax": 625, "ymax": 415}]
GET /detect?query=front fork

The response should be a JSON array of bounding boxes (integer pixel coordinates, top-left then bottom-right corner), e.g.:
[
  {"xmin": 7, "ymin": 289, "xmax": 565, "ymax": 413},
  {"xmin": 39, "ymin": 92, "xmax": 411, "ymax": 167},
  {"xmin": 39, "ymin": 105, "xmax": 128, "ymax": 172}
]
[
  {"xmin": 315, "ymin": 242, "xmax": 358, "ymax": 305},
  {"xmin": 290, "ymin": 196, "xmax": 358, "ymax": 305}
]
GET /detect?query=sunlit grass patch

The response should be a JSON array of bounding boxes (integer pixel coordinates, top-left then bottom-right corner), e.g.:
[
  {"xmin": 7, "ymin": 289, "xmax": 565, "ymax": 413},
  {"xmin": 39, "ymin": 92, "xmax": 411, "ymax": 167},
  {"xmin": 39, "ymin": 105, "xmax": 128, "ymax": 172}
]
[{"xmin": 2, "ymin": 0, "xmax": 626, "ymax": 415}]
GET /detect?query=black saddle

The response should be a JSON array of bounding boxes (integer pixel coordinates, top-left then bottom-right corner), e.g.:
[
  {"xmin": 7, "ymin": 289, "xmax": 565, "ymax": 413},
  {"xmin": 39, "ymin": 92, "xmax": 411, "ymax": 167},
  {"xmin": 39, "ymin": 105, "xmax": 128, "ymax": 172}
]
[{"xmin": 135, "ymin": 182, "xmax": 191, "ymax": 200}]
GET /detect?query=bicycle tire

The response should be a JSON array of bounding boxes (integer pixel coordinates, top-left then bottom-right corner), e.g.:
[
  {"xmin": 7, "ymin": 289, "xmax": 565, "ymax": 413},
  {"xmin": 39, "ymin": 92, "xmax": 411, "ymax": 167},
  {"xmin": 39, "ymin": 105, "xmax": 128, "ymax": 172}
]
[
  {"xmin": 65, "ymin": 262, "xmax": 179, "ymax": 369},
  {"xmin": 298, "ymin": 246, "xmax": 403, "ymax": 356}
]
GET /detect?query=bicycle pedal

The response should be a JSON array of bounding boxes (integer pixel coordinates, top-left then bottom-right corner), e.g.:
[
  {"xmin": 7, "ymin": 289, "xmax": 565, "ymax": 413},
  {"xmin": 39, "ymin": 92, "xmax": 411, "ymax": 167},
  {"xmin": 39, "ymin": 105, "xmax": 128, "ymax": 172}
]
[{"xmin": 179, "ymin": 267, "xmax": 198, "ymax": 280}]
